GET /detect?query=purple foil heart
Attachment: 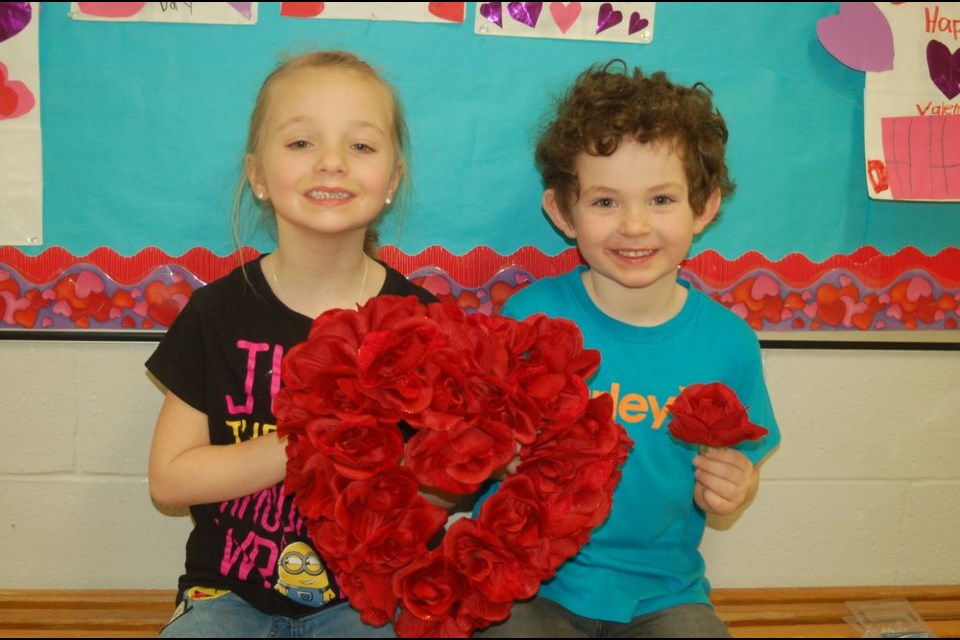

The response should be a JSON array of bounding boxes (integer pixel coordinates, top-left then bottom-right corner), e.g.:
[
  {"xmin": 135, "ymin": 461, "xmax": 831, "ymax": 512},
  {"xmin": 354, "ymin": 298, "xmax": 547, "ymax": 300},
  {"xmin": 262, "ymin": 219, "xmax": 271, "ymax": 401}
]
[
  {"xmin": 480, "ymin": 2, "xmax": 503, "ymax": 27},
  {"xmin": 0, "ymin": 2, "xmax": 31, "ymax": 44},
  {"xmin": 596, "ymin": 2, "xmax": 622, "ymax": 35},
  {"xmin": 927, "ymin": 40, "xmax": 960, "ymax": 100},
  {"xmin": 628, "ymin": 12, "xmax": 648, "ymax": 35},
  {"xmin": 227, "ymin": 2, "xmax": 253, "ymax": 19},
  {"xmin": 507, "ymin": 2, "xmax": 543, "ymax": 28}
]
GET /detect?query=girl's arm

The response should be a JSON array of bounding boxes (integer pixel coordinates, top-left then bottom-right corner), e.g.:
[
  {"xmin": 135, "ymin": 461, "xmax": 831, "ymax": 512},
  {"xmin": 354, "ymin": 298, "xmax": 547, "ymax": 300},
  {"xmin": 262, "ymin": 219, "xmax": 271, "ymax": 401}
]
[{"xmin": 148, "ymin": 391, "xmax": 287, "ymax": 508}]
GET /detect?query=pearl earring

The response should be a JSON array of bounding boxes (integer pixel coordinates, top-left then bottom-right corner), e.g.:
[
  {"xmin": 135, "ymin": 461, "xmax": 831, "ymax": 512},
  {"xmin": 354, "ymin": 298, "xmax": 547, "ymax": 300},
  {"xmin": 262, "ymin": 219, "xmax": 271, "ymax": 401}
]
[{"xmin": 385, "ymin": 197, "xmax": 393, "ymax": 205}]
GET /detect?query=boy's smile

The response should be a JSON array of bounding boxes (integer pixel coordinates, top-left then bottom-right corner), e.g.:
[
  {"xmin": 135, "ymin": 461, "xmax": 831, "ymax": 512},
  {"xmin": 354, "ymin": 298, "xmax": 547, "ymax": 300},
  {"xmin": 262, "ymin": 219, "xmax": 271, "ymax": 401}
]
[{"xmin": 543, "ymin": 139, "xmax": 718, "ymax": 322}]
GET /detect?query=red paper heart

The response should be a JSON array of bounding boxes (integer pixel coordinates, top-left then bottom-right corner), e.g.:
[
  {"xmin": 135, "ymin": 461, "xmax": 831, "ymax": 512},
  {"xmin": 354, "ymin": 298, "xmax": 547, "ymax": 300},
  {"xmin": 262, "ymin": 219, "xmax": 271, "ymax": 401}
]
[
  {"xmin": 76, "ymin": 2, "xmax": 146, "ymax": 18},
  {"xmin": 280, "ymin": 2, "xmax": 325, "ymax": 18},
  {"xmin": 428, "ymin": 2, "xmax": 465, "ymax": 23}
]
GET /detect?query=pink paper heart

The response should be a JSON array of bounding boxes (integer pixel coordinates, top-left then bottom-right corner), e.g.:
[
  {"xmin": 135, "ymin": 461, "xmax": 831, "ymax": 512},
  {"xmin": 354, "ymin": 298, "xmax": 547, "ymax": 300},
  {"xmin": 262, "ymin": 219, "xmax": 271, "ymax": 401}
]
[
  {"xmin": 926, "ymin": 40, "xmax": 960, "ymax": 100},
  {"xmin": 76, "ymin": 2, "xmax": 147, "ymax": 18},
  {"xmin": 750, "ymin": 274, "xmax": 780, "ymax": 300},
  {"xmin": 595, "ymin": 2, "xmax": 621, "ymax": 34},
  {"xmin": 74, "ymin": 271, "xmax": 105, "ymax": 298},
  {"xmin": 905, "ymin": 276, "xmax": 933, "ymax": 302},
  {"xmin": 550, "ymin": 2, "xmax": 580, "ymax": 34},
  {"xmin": 0, "ymin": 63, "xmax": 35, "ymax": 120},
  {"xmin": 628, "ymin": 11, "xmax": 648, "ymax": 35},
  {"xmin": 816, "ymin": 2, "xmax": 893, "ymax": 72},
  {"xmin": 0, "ymin": 2, "xmax": 31, "ymax": 44},
  {"xmin": 507, "ymin": 2, "xmax": 542, "ymax": 28},
  {"xmin": 480, "ymin": 1, "xmax": 503, "ymax": 27}
]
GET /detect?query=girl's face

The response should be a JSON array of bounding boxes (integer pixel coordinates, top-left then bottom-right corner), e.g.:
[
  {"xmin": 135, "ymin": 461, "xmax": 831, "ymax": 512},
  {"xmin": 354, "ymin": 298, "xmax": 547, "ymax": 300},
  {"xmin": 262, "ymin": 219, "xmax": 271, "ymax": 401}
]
[
  {"xmin": 545, "ymin": 139, "xmax": 718, "ymax": 303},
  {"xmin": 246, "ymin": 67, "xmax": 401, "ymax": 242}
]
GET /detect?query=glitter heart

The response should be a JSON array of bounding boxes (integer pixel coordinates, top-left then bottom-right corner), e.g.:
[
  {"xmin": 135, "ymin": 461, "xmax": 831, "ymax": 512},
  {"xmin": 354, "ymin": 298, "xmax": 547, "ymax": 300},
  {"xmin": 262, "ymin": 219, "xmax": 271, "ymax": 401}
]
[
  {"xmin": 927, "ymin": 40, "xmax": 960, "ymax": 100},
  {"xmin": 550, "ymin": 2, "xmax": 581, "ymax": 34},
  {"xmin": 480, "ymin": 1, "xmax": 503, "ymax": 27},
  {"xmin": 628, "ymin": 11, "xmax": 648, "ymax": 35},
  {"xmin": 595, "ymin": 2, "xmax": 622, "ymax": 35},
  {"xmin": 0, "ymin": 2, "xmax": 31, "ymax": 43},
  {"xmin": 507, "ymin": 2, "xmax": 543, "ymax": 28}
]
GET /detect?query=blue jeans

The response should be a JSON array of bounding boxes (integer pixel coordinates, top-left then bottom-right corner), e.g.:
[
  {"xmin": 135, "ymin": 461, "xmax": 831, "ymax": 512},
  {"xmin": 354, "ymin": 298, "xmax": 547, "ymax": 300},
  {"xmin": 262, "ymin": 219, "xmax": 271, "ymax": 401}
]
[
  {"xmin": 475, "ymin": 597, "xmax": 731, "ymax": 638},
  {"xmin": 160, "ymin": 592, "xmax": 397, "ymax": 638}
]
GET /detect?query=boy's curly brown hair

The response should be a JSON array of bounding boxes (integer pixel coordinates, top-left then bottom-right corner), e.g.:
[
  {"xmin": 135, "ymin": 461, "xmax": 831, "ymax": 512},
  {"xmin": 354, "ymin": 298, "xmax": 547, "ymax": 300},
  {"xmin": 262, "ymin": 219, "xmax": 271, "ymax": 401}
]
[{"xmin": 536, "ymin": 60, "xmax": 734, "ymax": 221}]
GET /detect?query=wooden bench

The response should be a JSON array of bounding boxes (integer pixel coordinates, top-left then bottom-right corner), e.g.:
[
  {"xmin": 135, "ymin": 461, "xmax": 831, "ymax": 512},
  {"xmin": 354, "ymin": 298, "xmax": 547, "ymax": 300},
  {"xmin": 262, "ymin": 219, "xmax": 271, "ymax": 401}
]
[{"xmin": 1, "ymin": 586, "xmax": 958, "ymax": 638}]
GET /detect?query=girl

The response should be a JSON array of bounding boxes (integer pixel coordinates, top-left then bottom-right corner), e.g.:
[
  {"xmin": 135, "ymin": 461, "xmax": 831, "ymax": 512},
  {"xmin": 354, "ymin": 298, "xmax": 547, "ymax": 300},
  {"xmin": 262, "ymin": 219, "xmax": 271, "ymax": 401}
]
[{"xmin": 147, "ymin": 50, "xmax": 434, "ymax": 638}]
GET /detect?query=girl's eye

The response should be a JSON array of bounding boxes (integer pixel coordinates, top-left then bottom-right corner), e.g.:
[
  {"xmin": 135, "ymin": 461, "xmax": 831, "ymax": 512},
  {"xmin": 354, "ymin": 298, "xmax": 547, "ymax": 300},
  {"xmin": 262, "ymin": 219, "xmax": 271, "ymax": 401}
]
[
  {"xmin": 287, "ymin": 140, "xmax": 311, "ymax": 150},
  {"xmin": 351, "ymin": 143, "xmax": 375, "ymax": 153}
]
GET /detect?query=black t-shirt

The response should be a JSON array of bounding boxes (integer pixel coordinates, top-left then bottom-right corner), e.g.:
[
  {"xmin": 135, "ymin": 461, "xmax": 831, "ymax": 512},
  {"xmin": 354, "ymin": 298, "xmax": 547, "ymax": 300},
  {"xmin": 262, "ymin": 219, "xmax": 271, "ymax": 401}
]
[{"xmin": 146, "ymin": 255, "xmax": 436, "ymax": 617}]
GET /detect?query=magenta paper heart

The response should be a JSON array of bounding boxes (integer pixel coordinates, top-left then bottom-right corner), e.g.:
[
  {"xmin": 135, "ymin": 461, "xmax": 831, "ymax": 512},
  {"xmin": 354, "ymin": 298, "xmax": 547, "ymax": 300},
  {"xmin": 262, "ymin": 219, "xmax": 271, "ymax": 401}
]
[
  {"xmin": 0, "ymin": 2, "xmax": 31, "ymax": 44},
  {"xmin": 927, "ymin": 40, "xmax": 960, "ymax": 100},
  {"xmin": 550, "ymin": 2, "xmax": 580, "ymax": 34},
  {"xmin": 480, "ymin": 1, "xmax": 503, "ymax": 27},
  {"xmin": 595, "ymin": 2, "xmax": 622, "ymax": 35},
  {"xmin": 816, "ymin": 2, "xmax": 893, "ymax": 72},
  {"xmin": 0, "ymin": 63, "xmax": 35, "ymax": 120},
  {"xmin": 507, "ymin": 2, "xmax": 542, "ymax": 28},
  {"xmin": 227, "ymin": 2, "xmax": 253, "ymax": 19},
  {"xmin": 628, "ymin": 11, "xmax": 648, "ymax": 35}
]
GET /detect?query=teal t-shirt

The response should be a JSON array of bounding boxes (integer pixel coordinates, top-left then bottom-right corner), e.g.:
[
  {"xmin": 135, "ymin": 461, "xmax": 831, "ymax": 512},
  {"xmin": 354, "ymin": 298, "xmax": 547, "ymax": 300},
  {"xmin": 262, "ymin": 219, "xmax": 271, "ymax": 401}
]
[{"xmin": 485, "ymin": 268, "xmax": 781, "ymax": 623}]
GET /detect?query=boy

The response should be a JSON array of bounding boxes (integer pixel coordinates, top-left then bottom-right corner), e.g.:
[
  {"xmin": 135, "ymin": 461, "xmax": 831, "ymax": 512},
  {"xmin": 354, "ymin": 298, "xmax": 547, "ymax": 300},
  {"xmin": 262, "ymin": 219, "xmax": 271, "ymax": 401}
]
[{"xmin": 481, "ymin": 60, "xmax": 781, "ymax": 637}]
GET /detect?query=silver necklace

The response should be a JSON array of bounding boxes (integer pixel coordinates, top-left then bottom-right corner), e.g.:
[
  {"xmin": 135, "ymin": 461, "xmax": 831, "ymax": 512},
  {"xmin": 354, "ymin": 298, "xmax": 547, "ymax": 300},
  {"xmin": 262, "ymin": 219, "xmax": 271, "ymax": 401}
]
[{"xmin": 270, "ymin": 254, "xmax": 369, "ymax": 307}]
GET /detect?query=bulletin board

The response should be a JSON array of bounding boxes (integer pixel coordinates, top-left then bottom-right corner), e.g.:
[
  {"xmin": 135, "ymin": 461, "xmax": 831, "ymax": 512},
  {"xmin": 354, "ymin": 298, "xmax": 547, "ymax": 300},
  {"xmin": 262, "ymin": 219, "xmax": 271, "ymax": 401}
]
[{"xmin": 1, "ymin": 2, "xmax": 958, "ymax": 342}]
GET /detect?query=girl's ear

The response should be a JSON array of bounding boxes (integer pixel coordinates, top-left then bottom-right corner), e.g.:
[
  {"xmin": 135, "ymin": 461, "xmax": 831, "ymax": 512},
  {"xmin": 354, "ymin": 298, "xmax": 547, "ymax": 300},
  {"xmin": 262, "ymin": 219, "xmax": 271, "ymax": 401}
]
[
  {"xmin": 387, "ymin": 160, "xmax": 403, "ymax": 203},
  {"xmin": 245, "ymin": 153, "xmax": 268, "ymax": 200},
  {"xmin": 693, "ymin": 188, "xmax": 721, "ymax": 234},
  {"xmin": 543, "ymin": 189, "xmax": 576, "ymax": 240}
]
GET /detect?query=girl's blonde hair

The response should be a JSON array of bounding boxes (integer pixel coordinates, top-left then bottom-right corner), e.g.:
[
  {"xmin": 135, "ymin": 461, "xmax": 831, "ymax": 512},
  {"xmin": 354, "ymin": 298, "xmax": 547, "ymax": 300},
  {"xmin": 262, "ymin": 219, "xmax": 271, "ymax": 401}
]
[{"xmin": 232, "ymin": 50, "xmax": 410, "ymax": 257}]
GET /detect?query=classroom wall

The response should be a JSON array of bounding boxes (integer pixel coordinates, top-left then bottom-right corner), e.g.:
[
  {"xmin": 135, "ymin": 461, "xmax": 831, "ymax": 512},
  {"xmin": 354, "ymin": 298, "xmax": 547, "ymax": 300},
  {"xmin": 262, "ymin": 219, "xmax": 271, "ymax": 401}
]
[{"xmin": 1, "ymin": 341, "xmax": 958, "ymax": 589}]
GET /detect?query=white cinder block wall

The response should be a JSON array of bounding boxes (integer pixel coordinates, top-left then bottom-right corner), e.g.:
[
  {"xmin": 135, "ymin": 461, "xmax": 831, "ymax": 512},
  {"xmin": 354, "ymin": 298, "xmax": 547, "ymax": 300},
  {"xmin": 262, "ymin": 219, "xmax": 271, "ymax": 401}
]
[{"xmin": 1, "ymin": 341, "xmax": 958, "ymax": 589}]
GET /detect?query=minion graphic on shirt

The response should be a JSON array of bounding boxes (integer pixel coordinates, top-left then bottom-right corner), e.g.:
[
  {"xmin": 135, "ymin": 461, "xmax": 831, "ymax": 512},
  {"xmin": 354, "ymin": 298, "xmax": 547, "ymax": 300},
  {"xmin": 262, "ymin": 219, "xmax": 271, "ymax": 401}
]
[{"xmin": 274, "ymin": 541, "xmax": 336, "ymax": 607}]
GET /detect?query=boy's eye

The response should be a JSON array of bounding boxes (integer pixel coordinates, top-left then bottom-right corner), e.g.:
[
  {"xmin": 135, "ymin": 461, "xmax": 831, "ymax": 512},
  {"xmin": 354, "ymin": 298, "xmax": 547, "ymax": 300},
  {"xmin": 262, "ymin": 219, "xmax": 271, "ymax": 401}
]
[
  {"xmin": 651, "ymin": 195, "xmax": 674, "ymax": 206},
  {"xmin": 592, "ymin": 197, "xmax": 615, "ymax": 208}
]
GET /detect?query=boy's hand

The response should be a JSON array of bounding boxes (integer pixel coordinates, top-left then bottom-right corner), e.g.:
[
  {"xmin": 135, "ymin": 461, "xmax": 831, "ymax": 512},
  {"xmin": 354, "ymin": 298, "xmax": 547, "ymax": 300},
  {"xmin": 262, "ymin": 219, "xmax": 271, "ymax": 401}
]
[{"xmin": 692, "ymin": 447, "xmax": 758, "ymax": 516}]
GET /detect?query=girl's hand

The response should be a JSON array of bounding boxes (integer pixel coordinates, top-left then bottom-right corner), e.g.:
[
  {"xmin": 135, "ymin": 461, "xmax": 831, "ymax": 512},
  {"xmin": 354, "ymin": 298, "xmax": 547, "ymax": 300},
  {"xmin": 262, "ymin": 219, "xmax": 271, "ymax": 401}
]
[{"xmin": 692, "ymin": 447, "xmax": 758, "ymax": 516}]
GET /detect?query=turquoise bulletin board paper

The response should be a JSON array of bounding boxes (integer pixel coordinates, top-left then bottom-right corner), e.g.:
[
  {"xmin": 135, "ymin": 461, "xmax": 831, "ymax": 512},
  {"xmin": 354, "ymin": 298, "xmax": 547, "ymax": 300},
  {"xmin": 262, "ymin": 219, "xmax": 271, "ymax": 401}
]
[{"xmin": 25, "ymin": 3, "xmax": 960, "ymax": 259}]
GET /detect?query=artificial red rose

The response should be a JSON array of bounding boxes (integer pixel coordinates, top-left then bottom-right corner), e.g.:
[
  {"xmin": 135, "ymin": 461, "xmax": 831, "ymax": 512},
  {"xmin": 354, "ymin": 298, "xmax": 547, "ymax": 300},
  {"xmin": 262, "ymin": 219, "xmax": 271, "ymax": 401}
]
[
  {"xmin": 523, "ymin": 313, "xmax": 601, "ymax": 379},
  {"xmin": 357, "ymin": 325, "xmax": 438, "ymax": 414},
  {"xmin": 667, "ymin": 382, "xmax": 768, "ymax": 447},
  {"xmin": 332, "ymin": 468, "xmax": 424, "ymax": 540},
  {"xmin": 405, "ymin": 348, "xmax": 481, "ymax": 432},
  {"xmin": 518, "ymin": 370, "xmax": 590, "ymax": 422},
  {"xmin": 309, "ymin": 414, "xmax": 403, "ymax": 480},
  {"xmin": 464, "ymin": 373, "xmax": 541, "ymax": 445},
  {"xmin": 392, "ymin": 554, "xmax": 466, "ymax": 624},
  {"xmin": 477, "ymin": 474, "xmax": 544, "ymax": 549},
  {"xmin": 444, "ymin": 518, "xmax": 540, "ymax": 602},
  {"xmin": 405, "ymin": 419, "xmax": 516, "ymax": 494}
]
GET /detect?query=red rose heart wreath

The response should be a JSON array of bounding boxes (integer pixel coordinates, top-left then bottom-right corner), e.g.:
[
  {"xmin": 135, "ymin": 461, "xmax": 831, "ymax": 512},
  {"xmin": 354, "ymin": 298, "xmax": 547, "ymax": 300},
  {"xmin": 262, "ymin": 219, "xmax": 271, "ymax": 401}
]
[{"xmin": 274, "ymin": 295, "xmax": 633, "ymax": 638}]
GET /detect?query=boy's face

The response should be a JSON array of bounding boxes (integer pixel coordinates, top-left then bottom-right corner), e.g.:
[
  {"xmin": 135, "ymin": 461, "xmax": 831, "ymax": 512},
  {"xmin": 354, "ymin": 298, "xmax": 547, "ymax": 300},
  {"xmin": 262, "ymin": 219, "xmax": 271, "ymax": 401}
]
[{"xmin": 543, "ymin": 139, "xmax": 718, "ymax": 298}]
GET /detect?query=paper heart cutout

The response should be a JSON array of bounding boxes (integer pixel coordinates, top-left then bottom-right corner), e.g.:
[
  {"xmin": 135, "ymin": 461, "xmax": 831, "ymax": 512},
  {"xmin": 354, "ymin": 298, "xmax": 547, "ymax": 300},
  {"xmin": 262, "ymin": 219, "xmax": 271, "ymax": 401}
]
[
  {"xmin": 76, "ymin": 2, "xmax": 146, "ymax": 18},
  {"xmin": 227, "ymin": 2, "xmax": 253, "ymax": 19},
  {"xmin": 926, "ymin": 40, "xmax": 960, "ymax": 100},
  {"xmin": 480, "ymin": 1, "xmax": 503, "ymax": 27},
  {"xmin": 750, "ymin": 274, "xmax": 780, "ymax": 300},
  {"xmin": 0, "ymin": 63, "xmax": 36, "ymax": 120},
  {"xmin": 507, "ymin": 2, "xmax": 543, "ymax": 28},
  {"xmin": 628, "ymin": 11, "xmax": 648, "ymax": 35},
  {"xmin": 428, "ymin": 2, "xmax": 464, "ymax": 23},
  {"xmin": 0, "ymin": 2, "xmax": 31, "ymax": 44},
  {"xmin": 595, "ymin": 2, "xmax": 622, "ymax": 34},
  {"xmin": 816, "ymin": 2, "xmax": 893, "ymax": 72},
  {"xmin": 550, "ymin": 2, "xmax": 580, "ymax": 34},
  {"xmin": 905, "ymin": 275, "xmax": 933, "ymax": 303},
  {"xmin": 280, "ymin": 2, "xmax": 325, "ymax": 18}
]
